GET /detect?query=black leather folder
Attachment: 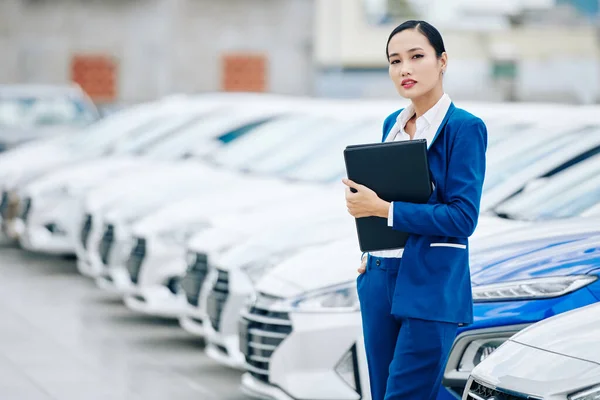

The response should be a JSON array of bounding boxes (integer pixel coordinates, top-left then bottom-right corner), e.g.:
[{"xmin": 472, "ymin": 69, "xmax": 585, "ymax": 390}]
[{"xmin": 343, "ymin": 139, "xmax": 432, "ymax": 252}]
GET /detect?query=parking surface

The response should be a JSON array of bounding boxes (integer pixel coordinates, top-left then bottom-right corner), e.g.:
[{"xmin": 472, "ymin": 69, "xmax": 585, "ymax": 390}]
[{"xmin": 0, "ymin": 241, "xmax": 246, "ymax": 400}]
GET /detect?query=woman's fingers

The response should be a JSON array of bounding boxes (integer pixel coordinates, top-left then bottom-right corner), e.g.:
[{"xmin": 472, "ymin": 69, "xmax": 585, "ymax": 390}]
[{"xmin": 358, "ymin": 256, "xmax": 367, "ymax": 274}]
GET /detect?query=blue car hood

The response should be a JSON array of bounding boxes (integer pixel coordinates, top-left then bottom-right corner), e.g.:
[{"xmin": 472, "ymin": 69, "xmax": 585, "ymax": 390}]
[{"xmin": 471, "ymin": 234, "xmax": 600, "ymax": 286}]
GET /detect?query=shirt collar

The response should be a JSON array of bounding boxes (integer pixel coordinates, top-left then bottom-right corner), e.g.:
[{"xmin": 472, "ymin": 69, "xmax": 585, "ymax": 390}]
[
  {"xmin": 387, "ymin": 93, "xmax": 452, "ymax": 147},
  {"xmin": 397, "ymin": 93, "xmax": 449, "ymax": 127}
]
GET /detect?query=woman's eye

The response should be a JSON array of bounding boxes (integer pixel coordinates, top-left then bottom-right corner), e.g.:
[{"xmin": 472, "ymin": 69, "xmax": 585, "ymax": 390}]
[
  {"xmin": 390, "ymin": 60, "xmax": 400, "ymax": 65},
  {"xmin": 412, "ymin": 54, "xmax": 424, "ymax": 59}
]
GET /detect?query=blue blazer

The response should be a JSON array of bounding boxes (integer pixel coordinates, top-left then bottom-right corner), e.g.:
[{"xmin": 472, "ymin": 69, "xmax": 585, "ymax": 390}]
[{"xmin": 379, "ymin": 103, "xmax": 487, "ymax": 324}]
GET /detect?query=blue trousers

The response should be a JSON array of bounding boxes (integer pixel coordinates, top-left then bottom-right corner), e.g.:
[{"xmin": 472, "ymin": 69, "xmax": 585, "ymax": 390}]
[{"xmin": 357, "ymin": 256, "xmax": 458, "ymax": 400}]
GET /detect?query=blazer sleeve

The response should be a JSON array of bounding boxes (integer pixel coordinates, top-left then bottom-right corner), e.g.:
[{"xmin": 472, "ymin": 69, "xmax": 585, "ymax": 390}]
[{"xmin": 390, "ymin": 117, "xmax": 488, "ymax": 238}]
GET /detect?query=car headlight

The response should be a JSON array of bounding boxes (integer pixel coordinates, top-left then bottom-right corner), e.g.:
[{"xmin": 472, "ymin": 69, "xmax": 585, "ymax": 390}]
[
  {"xmin": 457, "ymin": 337, "xmax": 511, "ymax": 372},
  {"xmin": 157, "ymin": 222, "xmax": 212, "ymax": 245},
  {"xmin": 472, "ymin": 275, "xmax": 598, "ymax": 302},
  {"xmin": 273, "ymin": 281, "xmax": 359, "ymax": 313},
  {"xmin": 570, "ymin": 385, "xmax": 600, "ymax": 400}
]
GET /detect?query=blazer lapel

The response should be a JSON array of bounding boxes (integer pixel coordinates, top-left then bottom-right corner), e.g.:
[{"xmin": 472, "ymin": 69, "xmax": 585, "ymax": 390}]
[{"xmin": 427, "ymin": 103, "xmax": 456, "ymax": 150}]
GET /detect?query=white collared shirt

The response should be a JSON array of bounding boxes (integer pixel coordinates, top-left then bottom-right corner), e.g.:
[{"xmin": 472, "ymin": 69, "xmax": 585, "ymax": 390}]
[{"xmin": 369, "ymin": 93, "xmax": 452, "ymax": 259}]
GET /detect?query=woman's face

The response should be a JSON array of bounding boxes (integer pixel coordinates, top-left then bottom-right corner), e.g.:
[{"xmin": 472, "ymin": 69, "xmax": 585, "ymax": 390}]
[{"xmin": 387, "ymin": 29, "xmax": 446, "ymax": 100}]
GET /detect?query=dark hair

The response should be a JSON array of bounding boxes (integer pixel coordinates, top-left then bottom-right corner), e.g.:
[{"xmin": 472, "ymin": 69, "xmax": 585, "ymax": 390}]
[{"xmin": 386, "ymin": 20, "xmax": 446, "ymax": 60}]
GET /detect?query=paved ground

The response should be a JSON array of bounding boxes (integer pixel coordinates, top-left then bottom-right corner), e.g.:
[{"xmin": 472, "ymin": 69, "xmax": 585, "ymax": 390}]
[{"xmin": 0, "ymin": 240, "xmax": 247, "ymax": 400}]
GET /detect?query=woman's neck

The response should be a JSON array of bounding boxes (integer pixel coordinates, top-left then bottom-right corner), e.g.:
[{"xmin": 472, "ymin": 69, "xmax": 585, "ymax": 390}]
[{"xmin": 411, "ymin": 87, "xmax": 445, "ymax": 118}]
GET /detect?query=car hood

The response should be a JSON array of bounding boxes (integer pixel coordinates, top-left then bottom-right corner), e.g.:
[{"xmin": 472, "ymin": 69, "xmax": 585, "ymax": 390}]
[
  {"xmin": 131, "ymin": 178, "xmax": 321, "ymax": 234},
  {"xmin": 0, "ymin": 143, "xmax": 75, "ymax": 189},
  {"xmin": 0, "ymin": 126, "xmax": 77, "ymax": 145},
  {"xmin": 511, "ymin": 303, "xmax": 600, "ymax": 363},
  {"xmin": 213, "ymin": 216, "xmax": 355, "ymax": 271},
  {"xmin": 256, "ymin": 237, "xmax": 360, "ymax": 298},
  {"xmin": 22, "ymin": 157, "xmax": 151, "ymax": 197},
  {"xmin": 84, "ymin": 161, "xmax": 229, "ymax": 212},
  {"xmin": 184, "ymin": 187, "xmax": 347, "ymax": 257},
  {"xmin": 470, "ymin": 234, "xmax": 600, "ymax": 286}
]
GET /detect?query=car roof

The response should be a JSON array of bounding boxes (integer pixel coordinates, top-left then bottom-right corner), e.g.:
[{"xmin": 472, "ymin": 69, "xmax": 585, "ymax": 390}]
[{"xmin": 0, "ymin": 84, "xmax": 87, "ymax": 98}]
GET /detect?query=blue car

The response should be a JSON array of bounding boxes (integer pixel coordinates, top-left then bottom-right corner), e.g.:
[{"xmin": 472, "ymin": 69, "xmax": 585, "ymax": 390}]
[{"xmin": 437, "ymin": 228, "xmax": 600, "ymax": 399}]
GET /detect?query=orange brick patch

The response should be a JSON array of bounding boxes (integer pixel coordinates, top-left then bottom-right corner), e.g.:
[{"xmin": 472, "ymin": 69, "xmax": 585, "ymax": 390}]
[
  {"xmin": 71, "ymin": 55, "xmax": 118, "ymax": 103},
  {"xmin": 221, "ymin": 53, "xmax": 267, "ymax": 92}
]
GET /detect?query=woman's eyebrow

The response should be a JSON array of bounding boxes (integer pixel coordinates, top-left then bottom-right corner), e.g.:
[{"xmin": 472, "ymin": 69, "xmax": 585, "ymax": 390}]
[{"xmin": 388, "ymin": 47, "xmax": 424, "ymax": 57}]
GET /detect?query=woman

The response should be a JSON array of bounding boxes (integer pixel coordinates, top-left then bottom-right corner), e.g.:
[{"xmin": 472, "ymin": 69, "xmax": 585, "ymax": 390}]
[{"xmin": 343, "ymin": 21, "xmax": 487, "ymax": 400}]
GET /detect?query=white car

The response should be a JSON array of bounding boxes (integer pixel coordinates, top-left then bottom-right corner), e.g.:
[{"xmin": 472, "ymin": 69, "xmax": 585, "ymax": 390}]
[
  {"xmin": 239, "ymin": 237, "xmax": 367, "ymax": 400},
  {"xmin": 178, "ymin": 189, "xmax": 349, "ymax": 336},
  {"xmin": 104, "ymin": 109, "xmax": 387, "ymax": 310},
  {"xmin": 74, "ymin": 100, "xmax": 324, "ymax": 278},
  {"xmin": 15, "ymin": 99, "xmax": 233, "ymax": 252},
  {"xmin": 463, "ymin": 302, "xmax": 600, "ymax": 400},
  {"xmin": 0, "ymin": 98, "xmax": 178, "ymax": 231},
  {"xmin": 199, "ymin": 215, "xmax": 356, "ymax": 370}
]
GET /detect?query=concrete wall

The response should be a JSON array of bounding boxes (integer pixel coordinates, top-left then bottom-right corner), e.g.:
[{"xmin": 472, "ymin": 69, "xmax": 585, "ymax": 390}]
[{"xmin": 0, "ymin": 0, "xmax": 315, "ymax": 103}]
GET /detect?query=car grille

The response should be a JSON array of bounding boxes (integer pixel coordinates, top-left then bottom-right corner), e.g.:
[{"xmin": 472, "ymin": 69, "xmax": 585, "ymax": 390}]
[
  {"xmin": 126, "ymin": 237, "xmax": 146, "ymax": 284},
  {"xmin": 206, "ymin": 269, "xmax": 229, "ymax": 332},
  {"xmin": 180, "ymin": 252, "xmax": 210, "ymax": 307},
  {"xmin": 98, "ymin": 224, "xmax": 115, "ymax": 265},
  {"xmin": 0, "ymin": 191, "xmax": 9, "ymax": 218},
  {"xmin": 20, "ymin": 197, "xmax": 32, "ymax": 222},
  {"xmin": 239, "ymin": 293, "xmax": 292, "ymax": 383},
  {"xmin": 466, "ymin": 380, "xmax": 541, "ymax": 400},
  {"xmin": 80, "ymin": 214, "xmax": 93, "ymax": 249}
]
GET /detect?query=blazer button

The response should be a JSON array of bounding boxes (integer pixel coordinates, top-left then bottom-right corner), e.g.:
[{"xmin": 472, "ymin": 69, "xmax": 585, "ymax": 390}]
[{"xmin": 375, "ymin": 260, "xmax": 381, "ymax": 266}]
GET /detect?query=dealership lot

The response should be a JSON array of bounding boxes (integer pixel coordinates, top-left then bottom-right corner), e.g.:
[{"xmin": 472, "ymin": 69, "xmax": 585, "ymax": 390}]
[{"xmin": 0, "ymin": 241, "xmax": 246, "ymax": 400}]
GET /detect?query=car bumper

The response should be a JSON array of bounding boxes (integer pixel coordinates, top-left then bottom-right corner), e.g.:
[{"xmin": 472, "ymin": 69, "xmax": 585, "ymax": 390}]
[
  {"xmin": 241, "ymin": 373, "xmax": 294, "ymax": 400},
  {"xmin": 240, "ymin": 310, "xmax": 364, "ymax": 400},
  {"xmin": 123, "ymin": 286, "xmax": 187, "ymax": 319},
  {"xmin": 95, "ymin": 266, "xmax": 136, "ymax": 295},
  {"xmin": 19, "ymin": 219, "xmax": 75, "ymax": 254},
  {"xmin": 178, "ymin": 314, "xmax": 206, "ymax": 337},
  {"xmin": 18, "ymin": 195, "xmax": 82, "ymax": 254}
]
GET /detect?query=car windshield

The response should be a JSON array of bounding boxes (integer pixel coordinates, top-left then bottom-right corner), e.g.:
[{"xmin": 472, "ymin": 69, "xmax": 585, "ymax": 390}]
[
  {"xmin": 487, "ymin": 122, "xmax": 533, "ymax": 147},
  {"xmin": 141, "ymin": 110, "xmax": 265, "ymax": 160},
  {"xmin": 483, "ymin": 126, "xmax": 599, "ymax": 193},
  {"xmin": 210, "ymin": 114, "xmax": 333, "ymax": 170},
  {"xmin": 244, "ymin": 117, "xmax": 363, "ymax": 175},
  {"xmin": 0, "ymin": 96, "xmax": 94, "ymax": 128},
  {"xmin": 283, "ymin": 121, "xmax": 376, "ymax": 183},
  {"xmin": 493, "ymin": 154, "xmax": 600, "ymax": 221},
  {"xmin": 108, "ymin": 113, "xmax": 209, "ymax": 156}
]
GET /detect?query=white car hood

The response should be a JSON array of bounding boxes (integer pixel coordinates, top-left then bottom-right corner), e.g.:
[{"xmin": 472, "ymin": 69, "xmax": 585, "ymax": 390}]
[
  {"xmin": 85, "ymin": 161, "xmax": 230, "ymax": 212},
  {"xmin": 213, "ymin": 215, "xmax": 355, "ymax": 271},
  {"xmin": 22, "ymin": 157, "xmax": 152, "ymax": 197},
  {"xmin": 0, "ymin": 143, "xmax": 75, "ymax": 189},
  {"xmin": 132, "ymin": 175, "xmax": 339, "ymax": 233},
  {"xmin": 511, "ymin": 303, "xmax": 600, "ymax": 364},
  {"xmin": 256, "ymin": 237, "xmax": 361, "ymax": 298}
]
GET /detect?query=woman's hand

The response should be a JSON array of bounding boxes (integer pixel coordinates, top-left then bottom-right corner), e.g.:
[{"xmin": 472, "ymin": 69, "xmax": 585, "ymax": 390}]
[
  {"xmin": 343, "ymin": 178, "xmax": 390, "ymax": 219},
  {"xmin": 358, "ymin": 255, "xmax": 367, "ymax": 274}
]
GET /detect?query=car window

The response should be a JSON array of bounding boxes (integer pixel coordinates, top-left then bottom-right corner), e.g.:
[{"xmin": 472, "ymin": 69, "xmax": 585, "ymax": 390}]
[
  {"xmin": 210, "ymin": 115, "xmax": 330, "ymax": 170},
  {"xmin": 0, "ymin": 96, "xmax": 95, "ymax": 129},
  {"xmin": 483, "ymin": 126, "xmax": 600, "ymax": 193},
  {"xmin": 494, "ymin": 154, "xmax": 600, "ymax": 220}
]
